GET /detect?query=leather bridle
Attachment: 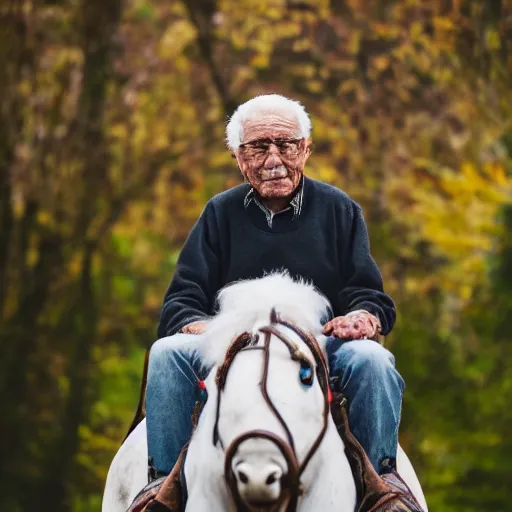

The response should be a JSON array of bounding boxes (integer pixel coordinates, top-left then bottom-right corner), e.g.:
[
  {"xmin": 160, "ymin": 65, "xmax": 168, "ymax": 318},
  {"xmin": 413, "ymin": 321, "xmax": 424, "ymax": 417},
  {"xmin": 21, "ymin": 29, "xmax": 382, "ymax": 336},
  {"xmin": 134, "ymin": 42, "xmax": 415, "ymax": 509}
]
[{"xmin": 212, "ymin": 310, "xmax": 331, "ymax": 512}]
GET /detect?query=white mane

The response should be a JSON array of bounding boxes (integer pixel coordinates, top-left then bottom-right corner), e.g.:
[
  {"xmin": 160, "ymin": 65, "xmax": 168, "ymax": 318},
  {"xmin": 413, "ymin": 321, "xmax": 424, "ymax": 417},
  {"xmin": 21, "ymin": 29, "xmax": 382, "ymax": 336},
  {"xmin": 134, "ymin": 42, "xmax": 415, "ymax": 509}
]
[{"xmin": 201, "ymin": 272, "xmax": 331, "ymax": 366}]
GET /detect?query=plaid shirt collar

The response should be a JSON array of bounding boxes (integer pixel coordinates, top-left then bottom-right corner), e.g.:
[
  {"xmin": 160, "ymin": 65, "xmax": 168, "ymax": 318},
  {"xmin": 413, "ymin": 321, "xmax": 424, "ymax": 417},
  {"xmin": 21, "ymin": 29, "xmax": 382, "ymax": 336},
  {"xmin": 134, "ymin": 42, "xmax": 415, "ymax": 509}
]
[{"xmin": 243, "ymin": 178, "xmax": 304, "ymax": 228}]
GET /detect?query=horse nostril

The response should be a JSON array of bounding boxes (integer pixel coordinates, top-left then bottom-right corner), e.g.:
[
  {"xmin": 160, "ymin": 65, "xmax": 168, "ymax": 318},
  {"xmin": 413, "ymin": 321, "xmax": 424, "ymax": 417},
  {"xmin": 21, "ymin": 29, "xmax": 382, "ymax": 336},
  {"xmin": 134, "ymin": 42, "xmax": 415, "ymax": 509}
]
[
  {"xmin": 237, "ymin": 470, "xmax": 249, "ymax": 484},
  {"xmin": 266, "ymin": 471, "xmax": 279, "ymax": 485}
]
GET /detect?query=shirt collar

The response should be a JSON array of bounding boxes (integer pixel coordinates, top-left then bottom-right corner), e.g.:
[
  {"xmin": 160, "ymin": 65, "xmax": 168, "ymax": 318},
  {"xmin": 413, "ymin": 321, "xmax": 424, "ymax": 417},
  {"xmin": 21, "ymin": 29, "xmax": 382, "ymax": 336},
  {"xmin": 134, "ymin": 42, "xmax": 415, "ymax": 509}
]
[{"xmin": 244, "ymin": 178, "xmax": 304, "ymax": 228}]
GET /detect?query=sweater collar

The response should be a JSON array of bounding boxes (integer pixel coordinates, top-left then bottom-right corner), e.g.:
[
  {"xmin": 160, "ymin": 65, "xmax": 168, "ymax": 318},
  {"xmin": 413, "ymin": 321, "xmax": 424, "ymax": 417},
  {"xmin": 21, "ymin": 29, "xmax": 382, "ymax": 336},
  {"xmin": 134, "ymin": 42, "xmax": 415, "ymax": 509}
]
[{"xmin": 243, "ymin": 178, "xmax": 304, "ymax": 228}]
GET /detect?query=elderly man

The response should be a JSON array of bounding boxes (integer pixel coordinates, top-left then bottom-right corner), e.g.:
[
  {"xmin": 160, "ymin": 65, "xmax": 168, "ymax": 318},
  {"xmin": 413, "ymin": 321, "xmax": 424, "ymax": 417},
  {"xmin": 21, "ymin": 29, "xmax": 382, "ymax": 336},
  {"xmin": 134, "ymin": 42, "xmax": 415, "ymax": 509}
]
[{"xmin": 146, "ymin": 94, "xmax": 402, "ymax": 484}]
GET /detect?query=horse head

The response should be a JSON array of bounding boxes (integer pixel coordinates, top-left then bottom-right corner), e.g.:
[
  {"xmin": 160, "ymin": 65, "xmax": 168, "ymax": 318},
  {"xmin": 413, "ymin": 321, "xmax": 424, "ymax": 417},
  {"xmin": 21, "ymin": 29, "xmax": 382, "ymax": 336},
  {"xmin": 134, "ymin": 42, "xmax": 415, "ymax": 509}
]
[{"xmin": 199, "ymin": 272, "xmax": 333, "ymax": 511}]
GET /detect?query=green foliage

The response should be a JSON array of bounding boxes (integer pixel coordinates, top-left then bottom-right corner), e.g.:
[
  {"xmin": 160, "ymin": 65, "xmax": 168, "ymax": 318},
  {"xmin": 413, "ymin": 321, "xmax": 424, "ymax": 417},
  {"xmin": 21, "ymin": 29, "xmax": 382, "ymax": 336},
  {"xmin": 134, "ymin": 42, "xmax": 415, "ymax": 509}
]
[{"xmin": 1, "ymin": 0, "xmax": 511, "ymax": 510}]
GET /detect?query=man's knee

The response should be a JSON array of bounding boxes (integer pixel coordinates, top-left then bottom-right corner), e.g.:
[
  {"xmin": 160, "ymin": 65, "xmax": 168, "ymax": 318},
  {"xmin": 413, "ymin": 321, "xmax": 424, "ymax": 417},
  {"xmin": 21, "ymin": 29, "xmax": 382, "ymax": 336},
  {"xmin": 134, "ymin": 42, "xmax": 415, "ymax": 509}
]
[
  {"xmin": 329, "ymin": 338, "xmax": 398, "ymax": 378},
  {"xmin": 341, "ymin": 339, "xmax": 395, "ymax": 368},
  {"xmin": 329, "ymin": 338, "xmax": 404, "ymax": 394},
  {"xmin": 148, "ymin": 334, "xmax": 194, "ymax": 374}
]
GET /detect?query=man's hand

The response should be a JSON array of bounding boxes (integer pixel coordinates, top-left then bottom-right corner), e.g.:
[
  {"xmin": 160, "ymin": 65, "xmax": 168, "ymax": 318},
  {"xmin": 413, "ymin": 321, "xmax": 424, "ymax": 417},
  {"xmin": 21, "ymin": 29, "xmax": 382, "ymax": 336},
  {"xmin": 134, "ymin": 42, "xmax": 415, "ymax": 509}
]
[
  {"xmin": 323, "ymin": 310, "xmax": 381, "ymax": 340},
  {"xmin": 181, "ymin": 320, "xmax": 209, "ymax": 335}
]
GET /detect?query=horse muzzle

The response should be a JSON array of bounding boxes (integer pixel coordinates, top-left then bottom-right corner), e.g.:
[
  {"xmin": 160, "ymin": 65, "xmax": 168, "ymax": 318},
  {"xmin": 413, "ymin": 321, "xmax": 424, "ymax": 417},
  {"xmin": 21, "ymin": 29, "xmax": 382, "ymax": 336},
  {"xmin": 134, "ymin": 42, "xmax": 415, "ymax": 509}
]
[
  {"xmin": 233, "ymin": 459, "xmax": 283, "ymax": 508},
  {"xmin": 224, "ymin": 430, "xmax": 301, "ymax": 512}
]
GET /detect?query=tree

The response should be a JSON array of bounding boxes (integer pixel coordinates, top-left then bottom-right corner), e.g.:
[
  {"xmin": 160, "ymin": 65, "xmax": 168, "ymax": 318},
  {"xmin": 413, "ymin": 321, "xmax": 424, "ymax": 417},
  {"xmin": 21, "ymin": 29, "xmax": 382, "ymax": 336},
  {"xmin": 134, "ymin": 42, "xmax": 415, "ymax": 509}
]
[{"xmin": 1, "ymin": 0, "xmax": 511, "ymax": 510}]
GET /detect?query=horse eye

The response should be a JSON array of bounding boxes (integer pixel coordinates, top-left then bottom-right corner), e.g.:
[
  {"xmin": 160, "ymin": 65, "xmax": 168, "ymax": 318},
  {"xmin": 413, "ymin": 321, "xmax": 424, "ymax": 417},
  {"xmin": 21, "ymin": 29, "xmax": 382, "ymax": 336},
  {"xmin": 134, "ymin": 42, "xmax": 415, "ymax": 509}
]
[{"xmin": 299, "ymin": 362, "xmax": 314, "ymax": 387}]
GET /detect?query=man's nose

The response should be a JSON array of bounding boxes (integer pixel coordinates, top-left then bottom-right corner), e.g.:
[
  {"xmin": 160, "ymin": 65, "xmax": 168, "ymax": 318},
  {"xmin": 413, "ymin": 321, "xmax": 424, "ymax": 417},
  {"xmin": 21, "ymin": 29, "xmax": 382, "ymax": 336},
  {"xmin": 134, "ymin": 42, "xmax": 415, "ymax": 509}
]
[{"xmin": 264, "ymin": 144, "xmax": 283, "ymax": 169}]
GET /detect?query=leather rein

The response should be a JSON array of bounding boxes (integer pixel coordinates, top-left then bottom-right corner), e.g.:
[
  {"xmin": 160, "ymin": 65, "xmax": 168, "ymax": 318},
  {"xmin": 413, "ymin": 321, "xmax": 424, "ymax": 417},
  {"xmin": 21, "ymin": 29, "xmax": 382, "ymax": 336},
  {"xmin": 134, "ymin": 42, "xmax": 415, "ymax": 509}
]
[{"xmin": 211, "ymin": 311, "xmax": 331, "ymax": 511}]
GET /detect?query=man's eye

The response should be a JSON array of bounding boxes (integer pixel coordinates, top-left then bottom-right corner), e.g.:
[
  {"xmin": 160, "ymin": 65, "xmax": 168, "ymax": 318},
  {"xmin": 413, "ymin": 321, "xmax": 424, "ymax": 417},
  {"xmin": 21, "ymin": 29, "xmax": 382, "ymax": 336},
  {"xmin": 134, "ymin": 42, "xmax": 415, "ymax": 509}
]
[{"xmin": 278, "ymin": 141, "xmax": 297, "ymax": 152}]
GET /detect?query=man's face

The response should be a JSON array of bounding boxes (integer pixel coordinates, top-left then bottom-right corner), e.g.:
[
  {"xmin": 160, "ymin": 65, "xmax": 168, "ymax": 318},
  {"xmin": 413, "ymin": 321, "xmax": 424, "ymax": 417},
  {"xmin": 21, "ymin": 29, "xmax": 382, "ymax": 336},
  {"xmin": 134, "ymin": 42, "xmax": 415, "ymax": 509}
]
[{"xmin": 234, "ymin": 111, "xmax": 312, "ymax": 198}]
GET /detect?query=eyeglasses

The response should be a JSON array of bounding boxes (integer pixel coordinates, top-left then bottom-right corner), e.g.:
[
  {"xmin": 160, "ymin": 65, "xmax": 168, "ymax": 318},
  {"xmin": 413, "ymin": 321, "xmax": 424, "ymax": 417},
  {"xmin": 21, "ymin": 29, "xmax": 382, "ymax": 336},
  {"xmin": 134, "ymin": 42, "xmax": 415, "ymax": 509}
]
[{"xmin": 238, "ymin": 138, "xmax": 304, "ymax": 159}]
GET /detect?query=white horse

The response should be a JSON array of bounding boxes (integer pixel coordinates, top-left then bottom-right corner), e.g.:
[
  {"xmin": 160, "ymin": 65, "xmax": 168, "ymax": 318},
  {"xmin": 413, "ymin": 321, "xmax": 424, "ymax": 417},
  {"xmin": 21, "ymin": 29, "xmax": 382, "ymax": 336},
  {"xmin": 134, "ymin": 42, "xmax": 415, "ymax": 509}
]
[{"xmin": 103, "ymin": 273, "xmax": 428, "ymax": 511}]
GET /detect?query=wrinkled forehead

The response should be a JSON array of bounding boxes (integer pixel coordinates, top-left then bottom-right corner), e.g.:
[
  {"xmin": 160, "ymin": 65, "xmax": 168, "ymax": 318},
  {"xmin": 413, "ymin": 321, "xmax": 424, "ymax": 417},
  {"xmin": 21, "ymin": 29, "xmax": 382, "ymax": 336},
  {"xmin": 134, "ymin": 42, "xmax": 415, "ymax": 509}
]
[{"xmin": 241, "ymin": 109, "xmax": 302, "ymax": 144}]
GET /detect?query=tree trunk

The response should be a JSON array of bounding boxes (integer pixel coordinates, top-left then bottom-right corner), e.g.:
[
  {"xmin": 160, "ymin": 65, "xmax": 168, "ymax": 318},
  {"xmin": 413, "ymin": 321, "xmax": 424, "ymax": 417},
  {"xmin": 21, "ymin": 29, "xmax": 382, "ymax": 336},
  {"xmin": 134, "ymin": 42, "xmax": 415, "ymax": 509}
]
[
  {"xmin": 36, "ymin": 0, "xmax": 123, "ymax": 510},
  {"xmin": 0, "ymin": 2, "xmax": 46, "ymax": 506},
  {"xmin": 40, "ymin": 249, "xmax": 97, "ymax": 511},
  {"xmin": 0, "ymin": 2, "xmax": 26, "ymax": 315},
  {"xmin": 182, "ymin": 0, "xmax": 237, "ymax": 116}
]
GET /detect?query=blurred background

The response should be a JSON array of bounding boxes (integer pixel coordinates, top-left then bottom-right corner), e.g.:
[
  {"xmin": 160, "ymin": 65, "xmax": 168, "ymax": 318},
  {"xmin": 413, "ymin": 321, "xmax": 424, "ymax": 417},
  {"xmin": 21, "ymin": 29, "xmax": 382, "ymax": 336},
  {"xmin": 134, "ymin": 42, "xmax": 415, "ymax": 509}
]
[{"xmin": 1, "ymin": 0, "xmax": 511, "ymax": 510}]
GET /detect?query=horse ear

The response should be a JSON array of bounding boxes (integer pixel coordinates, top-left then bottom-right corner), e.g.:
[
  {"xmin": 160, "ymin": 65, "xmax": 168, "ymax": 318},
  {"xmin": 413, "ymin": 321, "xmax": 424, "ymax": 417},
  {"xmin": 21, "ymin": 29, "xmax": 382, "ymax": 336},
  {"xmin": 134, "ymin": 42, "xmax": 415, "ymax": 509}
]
[{"xmin": 270, "ymin": 308, "xmax": 278, "ymax": 324}]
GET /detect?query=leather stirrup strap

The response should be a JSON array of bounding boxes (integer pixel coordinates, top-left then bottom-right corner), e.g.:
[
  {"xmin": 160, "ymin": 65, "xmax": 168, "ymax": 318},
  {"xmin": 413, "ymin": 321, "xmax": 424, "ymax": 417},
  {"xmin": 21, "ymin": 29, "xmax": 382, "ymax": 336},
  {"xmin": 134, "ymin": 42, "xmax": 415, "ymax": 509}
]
[
  {"xmin": 144, "ymin": 501, "xmax": 173, "ymax": 512},
  {"xmin": 330, "ymin": 392, "xmax": 393, "ymax": 511},
  {"xmin": 153, "ymin": 444, "xmax": 188, "ymax": 511},
  {"xmin": 138, "ymin": 444, "xmax": 188, "ymax": 512},
  {"xmin": 330, "ymin": 392, "xmax": 424, "ymax": 512}
]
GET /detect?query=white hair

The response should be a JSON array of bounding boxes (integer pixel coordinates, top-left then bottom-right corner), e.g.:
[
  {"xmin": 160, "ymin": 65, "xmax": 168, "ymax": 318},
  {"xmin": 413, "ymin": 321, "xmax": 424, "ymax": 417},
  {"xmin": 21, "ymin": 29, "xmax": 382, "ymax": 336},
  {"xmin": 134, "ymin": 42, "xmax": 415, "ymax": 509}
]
[{"xmin": 226, "ymin": 94, "xmax": 311, "ymax": 151}]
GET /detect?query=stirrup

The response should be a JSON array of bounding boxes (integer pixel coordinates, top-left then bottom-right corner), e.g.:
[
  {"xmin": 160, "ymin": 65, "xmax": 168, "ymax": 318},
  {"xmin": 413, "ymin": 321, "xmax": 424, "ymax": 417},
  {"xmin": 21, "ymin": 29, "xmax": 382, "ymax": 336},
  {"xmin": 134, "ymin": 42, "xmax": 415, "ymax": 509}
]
[
  {"xmin": 127, "ymin": 476, "xmax": 166, "ymax": 512},
  {"xmin": 377, "ymin": 471, "xmax": 425, "ymax": 511},
  {"xmin": 144, "ymin": 500, "xmax": 173, "ymax": 512},
  {"xmin": 128, "ymin": 446, "xmax": 188, "ymax": 512}
]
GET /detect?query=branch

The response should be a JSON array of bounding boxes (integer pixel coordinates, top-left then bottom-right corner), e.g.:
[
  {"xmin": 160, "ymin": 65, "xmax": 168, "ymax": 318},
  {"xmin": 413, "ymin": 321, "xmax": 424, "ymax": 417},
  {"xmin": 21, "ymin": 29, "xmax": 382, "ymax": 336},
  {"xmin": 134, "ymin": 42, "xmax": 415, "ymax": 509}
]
[
  {"xmin": 87, "ymin": 150, "xmax": 174, "ymax": 254},
  {"xmin": 181, "ymin": 0, "xmax": 237, "ymax": 117}
]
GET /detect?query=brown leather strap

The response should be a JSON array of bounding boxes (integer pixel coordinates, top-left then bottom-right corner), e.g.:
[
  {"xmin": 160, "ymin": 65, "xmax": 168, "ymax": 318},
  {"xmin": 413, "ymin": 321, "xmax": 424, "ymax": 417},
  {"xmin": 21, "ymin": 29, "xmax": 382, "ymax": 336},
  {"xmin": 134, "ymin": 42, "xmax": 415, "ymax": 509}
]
[
  {"xmin": 330, "ymin": 392, "xmax": 390, "ymax": 511},
  {"xmin": 366, "ymin": 493, "xmax": 403, "ymax": 512},
  {"xmin": 224, "ymin": 429, "xmax": 301, "ymax": 512},
  {"xmin": 145, "ymin": 501, "xmax": 173, "ymax": 512},
  {"xmin": 330, "ymin": 392, "xmax": 424, "ymax": 512},
  {"xmin": 129, "ymin": 444, "xmax": 187, "ymax": 512},
  {"xmin": 128, "ymin": 478, "xmax": 164, "ymax": 512},
  {"xmin": 376, "ymin": 472, "xmax": 425, "ymax": 511},
  {"xmin": 269, "ymin": 319, "xmax": 331, "ymax": 477},
  {"xmin": 151, "ymin": 445, "xmax": 188, "ymax": 511},
  {"xmin": 214, "ymin": 314, "xmax": 332, "ymax": 511}
]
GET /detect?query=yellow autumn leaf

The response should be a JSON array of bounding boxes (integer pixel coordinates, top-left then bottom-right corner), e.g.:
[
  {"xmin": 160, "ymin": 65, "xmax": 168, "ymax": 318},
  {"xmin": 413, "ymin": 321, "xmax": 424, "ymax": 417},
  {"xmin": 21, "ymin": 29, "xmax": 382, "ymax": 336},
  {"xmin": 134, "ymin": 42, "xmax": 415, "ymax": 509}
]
[{"xmin": 250, "ymin": 53, "xmax": 269, "ymax": 68}]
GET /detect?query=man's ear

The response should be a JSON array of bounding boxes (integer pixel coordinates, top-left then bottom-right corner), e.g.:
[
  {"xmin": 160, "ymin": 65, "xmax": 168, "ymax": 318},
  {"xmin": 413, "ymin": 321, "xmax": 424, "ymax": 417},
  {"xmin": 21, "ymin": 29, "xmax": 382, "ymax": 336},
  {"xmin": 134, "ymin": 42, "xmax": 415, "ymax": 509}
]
[
  {"xmin": 233, "ymin": 150, "xmax": 245, "ymax": 174},
  {"xmin": 302, "ymin": 137, "xmax": 313, "ymax": 165},
  {"xmin": 231, "ymin": 151, "xmax": 249, "ymax": 181},
  {"xmin": 304, "ymin": 137, "xmax": 313, "ymax": 155}
]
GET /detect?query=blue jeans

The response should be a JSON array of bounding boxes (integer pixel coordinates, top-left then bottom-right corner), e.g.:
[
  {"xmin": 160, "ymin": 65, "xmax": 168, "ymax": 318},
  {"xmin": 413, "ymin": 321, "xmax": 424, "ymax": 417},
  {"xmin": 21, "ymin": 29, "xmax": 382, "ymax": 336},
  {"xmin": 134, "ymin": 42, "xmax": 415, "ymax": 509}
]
[{"xmin": 146, "ymin": 334, "xmax": 404, "ymax": 476}]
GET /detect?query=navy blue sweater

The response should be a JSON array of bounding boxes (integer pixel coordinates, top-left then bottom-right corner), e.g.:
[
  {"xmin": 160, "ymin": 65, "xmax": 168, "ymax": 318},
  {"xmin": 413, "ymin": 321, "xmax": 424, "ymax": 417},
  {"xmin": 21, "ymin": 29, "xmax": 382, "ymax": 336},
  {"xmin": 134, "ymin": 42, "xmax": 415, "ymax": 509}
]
[{"xmin": 158, "ymin": 177, "xmax": 396, "ymax": 337}]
